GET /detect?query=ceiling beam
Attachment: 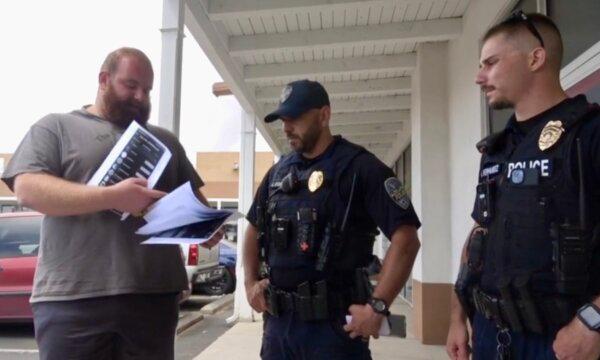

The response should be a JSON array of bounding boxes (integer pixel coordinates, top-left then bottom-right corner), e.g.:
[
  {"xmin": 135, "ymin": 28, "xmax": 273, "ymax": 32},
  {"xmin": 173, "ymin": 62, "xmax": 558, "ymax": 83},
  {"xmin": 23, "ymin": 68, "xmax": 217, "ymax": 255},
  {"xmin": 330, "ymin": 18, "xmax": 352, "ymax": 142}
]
[
  {"xmin": 229, "ymin": 18, "xmax": 462, "ymax": 57},
  {"xmin": 206, "ymin": 0, "xmax": 427, "ymax": 21},
  {"xmin": 331, "ymin": 122, "xmax": 402, "ymax": 136},
  {"xmin": 244, "ymin": 53, "xmax": 415, "ymax": 83},
  {"xmin": 256, "ymin": 78, "xmax": 410, "ymax": 102},
  {"xmin": 330, "ymin": 110, "xmax": 410, "ymax": 126},
  {"xmin": 184, "ymin": 1, "xmax": 282, "ymax": 154},
  {"xmin": 262, "ymin": 95, "xmax": 410, "ymax": 115}
]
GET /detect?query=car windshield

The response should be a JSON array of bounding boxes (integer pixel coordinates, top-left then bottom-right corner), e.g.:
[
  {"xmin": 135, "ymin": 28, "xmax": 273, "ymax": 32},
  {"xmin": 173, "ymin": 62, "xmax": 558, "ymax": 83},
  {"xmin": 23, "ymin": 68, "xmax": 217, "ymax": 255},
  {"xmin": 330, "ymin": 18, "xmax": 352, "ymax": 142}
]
[{"xmin": 0, "ymin": 216, "xmax": 41, "ymax": 259}]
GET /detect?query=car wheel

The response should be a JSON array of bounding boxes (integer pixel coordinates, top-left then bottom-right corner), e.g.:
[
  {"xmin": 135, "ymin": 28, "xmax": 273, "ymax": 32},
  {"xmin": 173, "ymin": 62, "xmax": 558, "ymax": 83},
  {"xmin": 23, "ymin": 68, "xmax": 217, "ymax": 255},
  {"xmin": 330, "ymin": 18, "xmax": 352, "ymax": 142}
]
[{"xmin": 196, "ymin": 267, "xmax": 236, "ymax": 296}]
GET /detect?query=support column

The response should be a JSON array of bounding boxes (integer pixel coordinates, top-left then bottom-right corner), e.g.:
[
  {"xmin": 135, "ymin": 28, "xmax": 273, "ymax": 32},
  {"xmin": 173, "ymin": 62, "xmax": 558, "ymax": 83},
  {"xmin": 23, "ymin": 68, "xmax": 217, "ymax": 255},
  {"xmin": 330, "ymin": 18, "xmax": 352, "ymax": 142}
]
[
  {"xmin": 410, "ymin": 42, "xmax": 453, "ymax": 345},
  {"xmin": 158, "ymin": 0, "xmax": 184, "ymax": 136},
  {"xmin": 232, "ymin": 110, "xmax": 257, "ymax": 322}
]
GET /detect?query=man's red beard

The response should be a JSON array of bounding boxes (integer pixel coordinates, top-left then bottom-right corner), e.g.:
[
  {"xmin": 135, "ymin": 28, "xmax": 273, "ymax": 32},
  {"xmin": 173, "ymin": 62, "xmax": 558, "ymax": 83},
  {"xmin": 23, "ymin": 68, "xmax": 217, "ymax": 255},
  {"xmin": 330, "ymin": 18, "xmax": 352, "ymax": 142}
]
[{"xmin": 103, "ymin": 83, "xmax": 151, "ymax": 128}]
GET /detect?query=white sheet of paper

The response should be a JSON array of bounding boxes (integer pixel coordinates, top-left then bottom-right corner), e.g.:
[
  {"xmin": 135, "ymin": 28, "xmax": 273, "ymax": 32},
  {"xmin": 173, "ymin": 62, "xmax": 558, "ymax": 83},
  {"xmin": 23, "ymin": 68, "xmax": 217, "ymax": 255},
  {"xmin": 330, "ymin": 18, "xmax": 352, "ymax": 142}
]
[
  {"xmin": 138, "ymin": 182, "xmax": 232, "ymax": 235},
  {"xmin": 140, "ymin": 212, "xmax": 243, "ymax": 245},
  {"xmin": 87, "ymin": 121, "xmax": 172, "ymax": 220},
  {"xmin": 345, "ymin": 315, "xmax": 391, "ymax": 336}
]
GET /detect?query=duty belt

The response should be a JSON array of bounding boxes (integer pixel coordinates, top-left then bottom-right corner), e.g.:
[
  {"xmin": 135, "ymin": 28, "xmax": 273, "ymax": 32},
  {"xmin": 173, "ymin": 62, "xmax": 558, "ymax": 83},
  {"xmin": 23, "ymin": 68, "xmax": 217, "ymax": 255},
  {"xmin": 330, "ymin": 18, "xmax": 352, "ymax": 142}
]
[
  {"xmin": 266, "ymin": 282, "xmax": 337, "ymax": 321},
  {"xmin": 472, "ymin": 287, "xmax": 580, "ymax": 334},
  {"xmin": 265, "ymin": 278, "xmax": 369, "ymax": 321}
]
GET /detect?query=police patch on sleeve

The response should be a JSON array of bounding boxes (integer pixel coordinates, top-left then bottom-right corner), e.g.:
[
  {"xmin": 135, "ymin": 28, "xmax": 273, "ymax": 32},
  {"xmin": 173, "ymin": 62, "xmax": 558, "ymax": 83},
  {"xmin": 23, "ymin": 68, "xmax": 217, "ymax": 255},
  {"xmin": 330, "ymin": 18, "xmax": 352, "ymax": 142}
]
[{"xmin": 384, "ymin": 177, "xmax": 411, "ymax": 210}]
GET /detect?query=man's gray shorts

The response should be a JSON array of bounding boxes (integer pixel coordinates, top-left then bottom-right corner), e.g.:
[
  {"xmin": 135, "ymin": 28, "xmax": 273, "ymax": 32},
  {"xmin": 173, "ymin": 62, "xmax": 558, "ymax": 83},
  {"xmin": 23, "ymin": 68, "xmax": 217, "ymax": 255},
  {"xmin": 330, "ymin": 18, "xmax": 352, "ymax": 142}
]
[{"xmin": 32, "ymin": 293, "xmax": 179, "ymax": 360}]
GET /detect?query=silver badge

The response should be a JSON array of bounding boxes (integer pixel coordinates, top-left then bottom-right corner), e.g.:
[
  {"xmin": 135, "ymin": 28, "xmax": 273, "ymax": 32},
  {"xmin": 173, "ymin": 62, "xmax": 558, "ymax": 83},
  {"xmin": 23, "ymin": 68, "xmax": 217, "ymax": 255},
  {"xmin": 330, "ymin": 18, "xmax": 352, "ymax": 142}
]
[
  {"xmin": 280, "ymin": 85, "xmax": 293, "ymax": 104},
  {"xmin": 384, "ymin": 177, "xmax": 411, "ymax": 210}
]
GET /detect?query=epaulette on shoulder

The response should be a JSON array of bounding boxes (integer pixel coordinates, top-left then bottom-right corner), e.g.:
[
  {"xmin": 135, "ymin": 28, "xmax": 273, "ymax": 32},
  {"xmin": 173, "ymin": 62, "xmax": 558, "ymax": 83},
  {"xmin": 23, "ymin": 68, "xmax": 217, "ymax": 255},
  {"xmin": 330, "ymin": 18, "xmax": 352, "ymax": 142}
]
[{"xmin": 476, "ymin": 131, "xmax": 507, "ymax": 154}]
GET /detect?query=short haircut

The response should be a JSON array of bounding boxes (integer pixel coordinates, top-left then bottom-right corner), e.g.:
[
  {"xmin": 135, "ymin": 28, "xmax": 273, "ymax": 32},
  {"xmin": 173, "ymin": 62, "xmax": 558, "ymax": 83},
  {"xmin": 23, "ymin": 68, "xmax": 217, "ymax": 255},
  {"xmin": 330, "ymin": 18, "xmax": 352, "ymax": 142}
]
[
  {"xmin": 483, "ymin": 12, "xmax": 563, "ymax": 70},
  {"xmin": 100, "ymin": 47, "xmax": 153, "ymax": 75}
]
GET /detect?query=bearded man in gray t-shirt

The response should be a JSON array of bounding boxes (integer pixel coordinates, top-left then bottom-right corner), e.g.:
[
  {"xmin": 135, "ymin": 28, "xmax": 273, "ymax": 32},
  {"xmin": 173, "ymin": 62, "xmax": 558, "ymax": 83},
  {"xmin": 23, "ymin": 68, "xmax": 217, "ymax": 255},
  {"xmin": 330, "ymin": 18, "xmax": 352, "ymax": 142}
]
[{"xmin": 1, "ymin": 47, "xmax": 219, "ymax": 360}]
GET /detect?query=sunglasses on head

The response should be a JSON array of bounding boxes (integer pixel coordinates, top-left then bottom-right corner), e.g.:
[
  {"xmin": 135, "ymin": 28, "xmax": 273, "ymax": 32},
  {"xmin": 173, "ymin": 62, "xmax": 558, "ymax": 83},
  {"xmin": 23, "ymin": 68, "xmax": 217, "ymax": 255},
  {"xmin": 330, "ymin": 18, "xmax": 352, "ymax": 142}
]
[{"xmin": 507, "ymin": 10, "xmax": 545, "ymax": 48}]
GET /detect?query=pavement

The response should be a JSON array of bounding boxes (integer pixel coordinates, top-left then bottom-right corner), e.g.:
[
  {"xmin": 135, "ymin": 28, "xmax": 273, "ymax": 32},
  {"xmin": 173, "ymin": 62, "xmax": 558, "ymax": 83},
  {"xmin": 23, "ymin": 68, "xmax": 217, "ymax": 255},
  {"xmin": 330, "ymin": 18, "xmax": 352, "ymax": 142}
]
[{"xmin": 193, "ymin": 297, "xmax": 447, "ymax": 360}]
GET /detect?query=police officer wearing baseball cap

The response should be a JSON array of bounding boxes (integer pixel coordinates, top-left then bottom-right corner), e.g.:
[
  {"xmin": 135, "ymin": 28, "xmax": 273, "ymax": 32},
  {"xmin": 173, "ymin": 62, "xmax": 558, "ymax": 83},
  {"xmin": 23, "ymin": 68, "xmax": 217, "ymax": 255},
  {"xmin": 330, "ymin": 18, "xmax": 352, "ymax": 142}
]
[{"xmin": 244, "ymin": 79, "xmax": 422, "ymax": 359}]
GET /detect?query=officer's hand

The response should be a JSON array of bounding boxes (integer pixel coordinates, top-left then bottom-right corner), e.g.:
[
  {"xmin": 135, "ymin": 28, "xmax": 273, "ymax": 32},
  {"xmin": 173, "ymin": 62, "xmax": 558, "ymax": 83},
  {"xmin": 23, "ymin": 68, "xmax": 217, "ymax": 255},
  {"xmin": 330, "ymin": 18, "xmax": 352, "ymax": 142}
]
[
  {"xmin": 107, "ymin": 178, "xmax": 166, "ymax": 214},
  {"xmin": 553, "ymin": 316, "xmax": 600, "ymax": 360},
  {"xmin": 245, "ymin": 279, "xmax": 269, "ymax": 313},
  {"xmin": 344, "ymin": 304, "xmax": 384, "ymax": 339},
  {"xmin": 201, "ymin": 228, "xmax": 224, "ymax": 249},
  {"xmin": 446, "ymin": 319, "xmax": 471, "ymax": 360}
]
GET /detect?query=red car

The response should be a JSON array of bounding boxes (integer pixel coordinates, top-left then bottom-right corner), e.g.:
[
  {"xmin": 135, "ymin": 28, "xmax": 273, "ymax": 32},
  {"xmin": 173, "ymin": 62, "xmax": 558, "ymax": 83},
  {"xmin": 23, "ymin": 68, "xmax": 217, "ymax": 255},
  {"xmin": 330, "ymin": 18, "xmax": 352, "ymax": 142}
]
[{"xmin": 0, "ymin": 212, "xmax": 41, "ymax": 322}]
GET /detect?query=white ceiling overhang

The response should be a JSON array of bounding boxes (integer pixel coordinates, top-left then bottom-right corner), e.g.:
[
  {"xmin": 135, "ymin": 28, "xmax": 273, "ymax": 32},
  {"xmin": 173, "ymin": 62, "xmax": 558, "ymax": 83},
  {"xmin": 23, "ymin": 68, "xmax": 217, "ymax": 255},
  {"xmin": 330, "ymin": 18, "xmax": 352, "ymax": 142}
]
[{"xmin": 185, "ymin": 0, "xmax": 469, "ymax": 161}]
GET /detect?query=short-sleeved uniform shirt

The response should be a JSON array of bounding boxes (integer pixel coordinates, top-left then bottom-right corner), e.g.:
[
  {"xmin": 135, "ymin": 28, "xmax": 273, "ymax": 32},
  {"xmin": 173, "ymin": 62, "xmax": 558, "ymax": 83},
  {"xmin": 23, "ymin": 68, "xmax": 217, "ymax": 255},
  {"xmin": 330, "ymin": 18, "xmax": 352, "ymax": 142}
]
[
  {"xmin": 247, "ymin": 137, "xmax": 421, "ymax": 245},
  {"xmin": 471, "ymin": 95, "xmax": 600, "ymax": 225},
  {"xmin": 1, "ymin": 108, "xmax": 203, "ymax": 303}
]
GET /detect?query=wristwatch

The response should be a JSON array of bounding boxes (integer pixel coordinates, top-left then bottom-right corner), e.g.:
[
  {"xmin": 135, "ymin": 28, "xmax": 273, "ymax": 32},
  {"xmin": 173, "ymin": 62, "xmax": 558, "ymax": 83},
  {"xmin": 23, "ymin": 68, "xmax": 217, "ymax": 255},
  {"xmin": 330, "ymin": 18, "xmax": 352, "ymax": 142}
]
[
  {"xmin": 577, "ymin": 303, "xmax": 600, "ymax": 332},
  {"xmin": 368, "ymin": 297, "xmax": 391, "ymax": 316}
]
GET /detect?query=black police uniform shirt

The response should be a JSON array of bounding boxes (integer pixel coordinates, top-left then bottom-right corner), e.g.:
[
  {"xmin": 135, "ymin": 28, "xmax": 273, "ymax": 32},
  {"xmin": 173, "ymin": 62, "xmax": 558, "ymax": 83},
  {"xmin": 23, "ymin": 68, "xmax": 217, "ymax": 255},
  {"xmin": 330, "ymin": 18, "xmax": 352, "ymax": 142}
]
[
  {"xmin": 247, "ymin": 136, "xmax": 422, "ymax": 268},
  {"xmin": 471, "ymin": 95, "xmax": 600, "ymax": 295},
  {"xmin": 471, "ymin": 95, "xmax": 600, "ymax": 225}
]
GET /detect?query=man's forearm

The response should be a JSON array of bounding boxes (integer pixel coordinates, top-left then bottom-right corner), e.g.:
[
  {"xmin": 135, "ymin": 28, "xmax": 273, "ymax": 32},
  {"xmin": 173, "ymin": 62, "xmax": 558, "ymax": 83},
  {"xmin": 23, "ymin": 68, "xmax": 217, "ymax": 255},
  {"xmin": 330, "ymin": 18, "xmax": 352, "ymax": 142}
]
[
  {"xmin": 14, "ymin": 173, "xmax": 112, "ymax": 216},
  {"xmin": 372, "ymin": 225, "xmax": 420, "ymax": 306},
  {"xmin": 243, "ymin": 224, "xmax": 261, "ymax": 286}
]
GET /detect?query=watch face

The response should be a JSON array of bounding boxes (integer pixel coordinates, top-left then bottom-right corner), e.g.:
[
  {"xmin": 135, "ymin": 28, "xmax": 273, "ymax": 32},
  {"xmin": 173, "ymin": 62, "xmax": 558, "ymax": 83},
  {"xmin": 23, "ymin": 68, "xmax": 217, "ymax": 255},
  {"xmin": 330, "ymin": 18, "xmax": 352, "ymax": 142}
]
[
  {"xmin": 372, "ymin": 299, "xmax": 385, "ymax": 312},
  {"xmin": 580, "ymin": 306, "xmax": 600, "ymax": 328}
]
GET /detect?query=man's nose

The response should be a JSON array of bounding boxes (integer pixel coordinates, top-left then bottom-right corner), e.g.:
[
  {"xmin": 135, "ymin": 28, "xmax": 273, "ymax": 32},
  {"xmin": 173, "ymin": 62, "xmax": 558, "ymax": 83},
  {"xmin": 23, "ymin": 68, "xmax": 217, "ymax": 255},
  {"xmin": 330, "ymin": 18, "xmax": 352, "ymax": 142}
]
[{"xmin": 475, "ymin": 69, "xmax": 486, "ymax": 86}]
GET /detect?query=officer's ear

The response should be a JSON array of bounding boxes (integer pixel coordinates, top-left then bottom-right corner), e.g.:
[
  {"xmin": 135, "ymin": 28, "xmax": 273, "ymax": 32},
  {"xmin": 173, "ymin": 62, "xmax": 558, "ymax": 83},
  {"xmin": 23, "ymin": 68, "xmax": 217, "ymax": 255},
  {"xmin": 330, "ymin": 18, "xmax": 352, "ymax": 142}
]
[
  {"xmin": 528, "ymin": 47, "xmax": 546, "ymax": 72},
  {"xmin": 318, "ymin": 106, "xmax": 331, "ymax": 128}
]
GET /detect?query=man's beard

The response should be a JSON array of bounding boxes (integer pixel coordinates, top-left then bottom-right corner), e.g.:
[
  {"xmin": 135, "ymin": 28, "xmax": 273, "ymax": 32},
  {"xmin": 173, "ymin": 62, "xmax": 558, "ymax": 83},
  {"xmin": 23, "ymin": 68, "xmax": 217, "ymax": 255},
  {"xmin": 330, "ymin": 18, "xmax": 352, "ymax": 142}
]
[
  {"xmin": 288, "ymin": 120, "xmax": 321, "ymax": 153},
  {"xmin": 103, "ymin": 84, "xmax": 150, "ymax": 128},
  {"xmin": 490, "ymin": 100, "xmax": 514, "ymax": 110}
]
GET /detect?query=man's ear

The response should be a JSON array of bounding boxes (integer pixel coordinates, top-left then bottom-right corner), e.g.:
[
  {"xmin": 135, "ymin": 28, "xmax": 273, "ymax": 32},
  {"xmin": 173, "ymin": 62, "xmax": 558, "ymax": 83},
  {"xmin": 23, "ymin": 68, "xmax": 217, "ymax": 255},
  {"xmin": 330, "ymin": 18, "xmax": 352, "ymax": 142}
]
[
  {"xmin": 98, "ymin": 71, "xmax": 110, "ymax": 91},
  {"xmin": 529, "ymin": 47, "xmax": 547, "ymax": 72},
  {"xmin": 320, "ymin": 106, "xmax": 331, "ymax": 128}
]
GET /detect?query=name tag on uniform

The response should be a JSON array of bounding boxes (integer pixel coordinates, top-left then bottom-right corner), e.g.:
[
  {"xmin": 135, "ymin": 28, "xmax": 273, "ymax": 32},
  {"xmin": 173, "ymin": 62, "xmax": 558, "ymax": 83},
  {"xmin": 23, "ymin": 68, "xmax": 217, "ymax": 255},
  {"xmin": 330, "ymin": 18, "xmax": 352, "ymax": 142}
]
[{"xmin": 481, "ymin": 164, "xmax": 501, "ymax": 178}]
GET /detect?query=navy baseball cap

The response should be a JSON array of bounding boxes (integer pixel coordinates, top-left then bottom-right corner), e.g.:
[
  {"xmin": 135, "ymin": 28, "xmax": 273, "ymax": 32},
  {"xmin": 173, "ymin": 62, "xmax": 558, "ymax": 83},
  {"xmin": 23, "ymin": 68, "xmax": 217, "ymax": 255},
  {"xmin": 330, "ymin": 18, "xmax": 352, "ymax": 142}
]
[{"xmin": 264, "ymin": 79, "xmax": 330, "ymax": 123}]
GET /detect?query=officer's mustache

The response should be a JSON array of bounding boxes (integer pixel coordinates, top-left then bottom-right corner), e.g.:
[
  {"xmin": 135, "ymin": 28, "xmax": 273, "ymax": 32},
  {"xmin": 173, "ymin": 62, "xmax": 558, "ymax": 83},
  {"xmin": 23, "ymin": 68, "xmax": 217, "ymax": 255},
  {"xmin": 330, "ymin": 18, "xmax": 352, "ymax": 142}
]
[{"xmin": 481, "ymin": 85, "xmax": 495, "ymax": 94}]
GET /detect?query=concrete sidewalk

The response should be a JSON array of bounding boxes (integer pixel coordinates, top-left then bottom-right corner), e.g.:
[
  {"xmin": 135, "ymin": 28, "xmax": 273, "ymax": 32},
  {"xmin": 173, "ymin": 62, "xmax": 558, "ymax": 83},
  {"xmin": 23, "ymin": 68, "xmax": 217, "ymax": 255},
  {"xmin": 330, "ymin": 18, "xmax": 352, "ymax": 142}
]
[{"xmin": 193, "ymin": 298, "xmax": 446, "ymax": 360}]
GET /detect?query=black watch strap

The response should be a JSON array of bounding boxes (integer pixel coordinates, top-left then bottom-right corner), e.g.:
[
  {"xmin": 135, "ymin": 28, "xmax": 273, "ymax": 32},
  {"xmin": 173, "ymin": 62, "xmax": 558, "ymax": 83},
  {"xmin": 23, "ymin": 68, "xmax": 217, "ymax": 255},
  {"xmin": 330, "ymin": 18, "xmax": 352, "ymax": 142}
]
[{"xmin": 368, "ymin": 297, "xmax": 391, "ymax": 316}]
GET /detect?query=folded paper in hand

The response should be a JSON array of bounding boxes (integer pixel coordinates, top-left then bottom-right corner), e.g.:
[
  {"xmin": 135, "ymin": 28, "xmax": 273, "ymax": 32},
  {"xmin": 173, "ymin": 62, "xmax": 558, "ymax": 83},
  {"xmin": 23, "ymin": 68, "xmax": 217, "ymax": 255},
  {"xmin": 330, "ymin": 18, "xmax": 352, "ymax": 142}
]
[{"xmin": 136, "ymin": 181, "xmax": 242, "ymax": 245}]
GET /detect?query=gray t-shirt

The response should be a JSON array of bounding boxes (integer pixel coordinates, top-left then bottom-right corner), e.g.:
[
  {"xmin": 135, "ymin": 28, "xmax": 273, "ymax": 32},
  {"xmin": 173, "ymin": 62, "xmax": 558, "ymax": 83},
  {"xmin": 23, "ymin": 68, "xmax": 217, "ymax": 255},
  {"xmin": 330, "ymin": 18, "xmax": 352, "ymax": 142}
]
[{"xmin": 2, "ymin": 108, "xmax": 204, "ymax": 302}]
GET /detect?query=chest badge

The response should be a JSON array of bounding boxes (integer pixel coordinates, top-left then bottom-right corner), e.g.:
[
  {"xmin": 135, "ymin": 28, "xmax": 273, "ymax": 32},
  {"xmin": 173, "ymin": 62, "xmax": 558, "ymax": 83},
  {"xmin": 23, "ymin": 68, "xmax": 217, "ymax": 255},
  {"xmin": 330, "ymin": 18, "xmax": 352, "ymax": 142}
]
[
  {"xmin": 308, "ymin": 171, "xmax": 324, "ymax": 192},
  {"xmin": 538, "ymin": 120, "xmax": 565, "ymax": 151}
]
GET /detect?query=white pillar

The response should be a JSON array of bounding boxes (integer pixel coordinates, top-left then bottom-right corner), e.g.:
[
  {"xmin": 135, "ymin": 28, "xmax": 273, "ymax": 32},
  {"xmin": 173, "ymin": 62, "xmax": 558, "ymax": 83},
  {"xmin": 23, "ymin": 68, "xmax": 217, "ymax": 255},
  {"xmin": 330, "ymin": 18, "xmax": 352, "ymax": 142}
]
[
  {"xmin": 410, "ymin": 42, "xmax": 453, "ymax": 344},
  {"xmin": 233, "ymin": 110, "xmax": 257, "ymax": 322},
  {"xmin": 158, "ymin": 0, "xmax": 184, "ymax": 136}
]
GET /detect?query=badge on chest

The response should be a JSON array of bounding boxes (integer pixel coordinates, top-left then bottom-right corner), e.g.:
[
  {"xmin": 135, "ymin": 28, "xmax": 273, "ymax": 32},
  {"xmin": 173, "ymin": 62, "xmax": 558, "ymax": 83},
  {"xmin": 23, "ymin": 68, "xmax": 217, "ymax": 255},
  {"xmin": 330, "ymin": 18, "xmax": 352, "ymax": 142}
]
[{"xmin": 538, "ymin": 120, "xmax": 564, "ymax": 151}]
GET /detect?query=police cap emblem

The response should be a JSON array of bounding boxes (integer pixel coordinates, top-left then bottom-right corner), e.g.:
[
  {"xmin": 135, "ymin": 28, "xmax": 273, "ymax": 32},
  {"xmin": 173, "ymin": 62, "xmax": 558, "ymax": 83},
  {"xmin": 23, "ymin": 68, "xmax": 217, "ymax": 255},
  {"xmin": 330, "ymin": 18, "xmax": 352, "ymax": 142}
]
[
  {"xmin": 384, "ymin": 177, "xmax": 410, "ymax": 209},
  {"xmin": 538, "ymin": 120, "xmax": 564, "ymax": 151},
  {"xmin": 280, "ymin": 85, "xmax": 293, "ymax": 104}
]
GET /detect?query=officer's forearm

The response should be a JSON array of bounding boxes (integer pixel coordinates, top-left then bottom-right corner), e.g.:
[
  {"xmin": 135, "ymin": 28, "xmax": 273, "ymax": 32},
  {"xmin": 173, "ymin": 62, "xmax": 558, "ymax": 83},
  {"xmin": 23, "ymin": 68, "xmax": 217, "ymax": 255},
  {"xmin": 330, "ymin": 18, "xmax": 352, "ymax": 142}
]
[
  {"xmin": 243, "ymin": 223, "xmax": 261, "ymax": 286},
  {"xmin": 372, "ymin": 225, "xmax": 420, "ymax": 306},
  {"xmin": 450, "ymin": 223, "xmax": 478, "ymax": 324}
]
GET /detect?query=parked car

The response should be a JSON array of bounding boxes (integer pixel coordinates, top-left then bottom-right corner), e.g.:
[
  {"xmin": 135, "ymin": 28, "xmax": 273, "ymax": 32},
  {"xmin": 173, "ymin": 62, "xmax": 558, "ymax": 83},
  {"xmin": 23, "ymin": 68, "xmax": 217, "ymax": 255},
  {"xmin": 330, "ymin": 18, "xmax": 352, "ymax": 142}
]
[
  {"xmin": 0, "ymin": 212, "xmax": 221, "ymax": 318},
  {"xmin": 0, "ymin": 212, "xmax": 40, "ymax": 322},
  {"xmin": 194, "ymin": 239, "xmax": 237, "ymax": 296},
  {"xmin": 180, "ymin": 242, "xmax": 223, "ymax": 295}
]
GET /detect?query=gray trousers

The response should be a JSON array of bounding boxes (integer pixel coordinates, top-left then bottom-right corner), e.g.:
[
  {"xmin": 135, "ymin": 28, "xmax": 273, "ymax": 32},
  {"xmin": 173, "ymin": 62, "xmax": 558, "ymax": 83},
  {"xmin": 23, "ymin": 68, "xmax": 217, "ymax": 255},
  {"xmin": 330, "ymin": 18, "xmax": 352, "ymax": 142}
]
[{"xmin": 32, "ymin": 293, "xmax": 179, "ymax": 360}]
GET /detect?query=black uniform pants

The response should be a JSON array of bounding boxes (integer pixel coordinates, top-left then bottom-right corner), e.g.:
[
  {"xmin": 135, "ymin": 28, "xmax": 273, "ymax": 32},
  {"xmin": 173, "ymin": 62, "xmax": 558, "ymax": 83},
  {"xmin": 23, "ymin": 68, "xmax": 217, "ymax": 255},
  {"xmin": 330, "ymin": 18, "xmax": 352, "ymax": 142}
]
[
  {"xmin": 260, "ymin": 312, "xmax": 371, "ymax": 360},
  {"xmin": 32, "ymin": 293, "xmax": 179, "ymax": 360}
]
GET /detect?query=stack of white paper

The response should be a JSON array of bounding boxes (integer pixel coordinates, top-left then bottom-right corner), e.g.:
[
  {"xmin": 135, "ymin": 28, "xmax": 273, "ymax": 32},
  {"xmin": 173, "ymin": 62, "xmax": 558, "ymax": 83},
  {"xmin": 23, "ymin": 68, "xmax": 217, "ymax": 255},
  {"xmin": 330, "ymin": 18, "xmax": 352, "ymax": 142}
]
[{"xmin": 137, "ymin": 181, "xmax": 242, "ymax": 244}]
